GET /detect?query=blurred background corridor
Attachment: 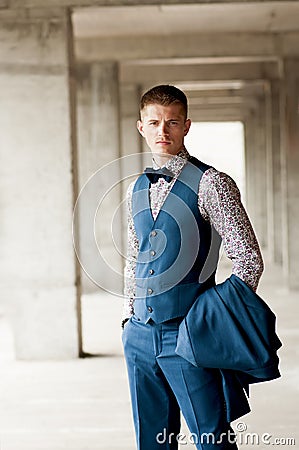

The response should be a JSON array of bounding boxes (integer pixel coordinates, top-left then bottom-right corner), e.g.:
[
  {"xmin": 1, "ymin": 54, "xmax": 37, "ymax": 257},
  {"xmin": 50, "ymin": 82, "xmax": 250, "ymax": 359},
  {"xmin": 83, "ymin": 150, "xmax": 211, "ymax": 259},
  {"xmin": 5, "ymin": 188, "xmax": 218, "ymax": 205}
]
[{"xmin": 0, "ymin": 1, "xmax": 298, "ymax": 448}]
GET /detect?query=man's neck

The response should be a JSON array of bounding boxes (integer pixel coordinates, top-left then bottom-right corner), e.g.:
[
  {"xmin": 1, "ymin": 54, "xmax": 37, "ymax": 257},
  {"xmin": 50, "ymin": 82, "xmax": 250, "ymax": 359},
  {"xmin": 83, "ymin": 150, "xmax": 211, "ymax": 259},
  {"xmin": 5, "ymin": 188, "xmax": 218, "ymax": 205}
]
[
  {"xmin": 152, "ymin": 147, "xmax": 185, "ymax": 168},
  {"xmin": 152, "ymin": 153, "xmax": 173, "ymax": 168}
]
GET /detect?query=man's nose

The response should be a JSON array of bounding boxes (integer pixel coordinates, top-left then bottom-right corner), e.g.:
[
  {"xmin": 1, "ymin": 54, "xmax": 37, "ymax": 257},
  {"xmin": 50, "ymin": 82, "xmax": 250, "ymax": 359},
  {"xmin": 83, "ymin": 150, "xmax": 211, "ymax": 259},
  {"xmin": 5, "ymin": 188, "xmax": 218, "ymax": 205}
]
[{"xmin": 158, "ymin": 121, "xmax": 169, "ymax": 135}]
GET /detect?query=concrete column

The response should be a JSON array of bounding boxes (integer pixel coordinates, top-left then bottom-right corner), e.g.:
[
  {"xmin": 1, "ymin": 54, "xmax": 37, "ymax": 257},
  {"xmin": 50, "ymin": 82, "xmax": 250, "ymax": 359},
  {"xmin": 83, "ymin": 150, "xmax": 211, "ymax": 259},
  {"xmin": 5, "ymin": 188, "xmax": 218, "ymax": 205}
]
[
  {"xmin": 244, "ymin": 111, "xmax": 257, "ymax": 223},
  {"xmin": 76, "ymin": 63, "xmax": 97, "ymax": 294},
  {"xmin": 75, "ymin": 61, "xmax": 123, "ymax": 295},
  {"xmin": 265, "ymin": 82, "xmax": 275, "ymax": 262},
  {"xmin": 120, "ymin": 84, "xmax": 142, "ymax": 155},
  {"xmin": 268, "ymin": 81, "xmax": 283, "ymax": 264},
  {"xmin": 0, "ymin": 10, "xmax": 81, "ymax": 358},
  {"xmin": 280, "ymin": 59, "xmax": 299, "ymax": 289},
  {"xmin": 76, "ymin": 64, "xmax": 94, "ymax": 191},
  {"xmin": 244, "ymin": 107, "xmax": 267, "ymax": 248},
  {"xmin": 120, "ymin": 83, "xmax": 143, "ymax": 256},
  {"xmin": 254, "ymin": 98, "xmax": 268, "ymax": 249},
  {"xmin": 120, "ymin": 83, "xmax": 143, "ymax": 187}
]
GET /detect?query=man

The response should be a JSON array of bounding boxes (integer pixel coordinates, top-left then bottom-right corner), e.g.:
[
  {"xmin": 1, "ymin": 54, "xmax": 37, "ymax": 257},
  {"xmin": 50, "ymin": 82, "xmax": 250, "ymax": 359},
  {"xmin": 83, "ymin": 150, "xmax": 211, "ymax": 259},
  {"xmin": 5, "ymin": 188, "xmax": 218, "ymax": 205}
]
[{"xmin": 122, "ymin": 85, "xmax": 264, "ymax": 450}]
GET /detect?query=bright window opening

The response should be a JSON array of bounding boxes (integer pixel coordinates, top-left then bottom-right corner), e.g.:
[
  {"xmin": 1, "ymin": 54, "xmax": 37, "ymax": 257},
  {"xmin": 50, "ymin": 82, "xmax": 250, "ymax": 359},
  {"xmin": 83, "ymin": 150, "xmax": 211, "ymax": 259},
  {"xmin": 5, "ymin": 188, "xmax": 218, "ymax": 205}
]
[{"xmin": 185, "ymin": 121, "xmax": 245, "ymax": 201}]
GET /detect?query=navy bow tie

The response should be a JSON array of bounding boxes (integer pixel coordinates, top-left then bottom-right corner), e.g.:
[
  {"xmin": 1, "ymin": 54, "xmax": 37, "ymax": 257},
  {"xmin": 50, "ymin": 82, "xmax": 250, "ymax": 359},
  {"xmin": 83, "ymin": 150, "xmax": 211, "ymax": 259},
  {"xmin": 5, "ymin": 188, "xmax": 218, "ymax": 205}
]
[{"xmin": 144, "ymin": 167, "xmax": 174, "ymax": 184}]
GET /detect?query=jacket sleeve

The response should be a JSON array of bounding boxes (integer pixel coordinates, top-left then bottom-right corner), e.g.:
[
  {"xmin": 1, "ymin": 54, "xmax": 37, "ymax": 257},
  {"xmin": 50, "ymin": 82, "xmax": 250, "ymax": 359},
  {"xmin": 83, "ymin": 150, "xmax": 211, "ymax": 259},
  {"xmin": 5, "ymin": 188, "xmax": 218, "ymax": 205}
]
[{"xmin": 176, "ymin": 274, "xmax": 281, "ymax": 378}]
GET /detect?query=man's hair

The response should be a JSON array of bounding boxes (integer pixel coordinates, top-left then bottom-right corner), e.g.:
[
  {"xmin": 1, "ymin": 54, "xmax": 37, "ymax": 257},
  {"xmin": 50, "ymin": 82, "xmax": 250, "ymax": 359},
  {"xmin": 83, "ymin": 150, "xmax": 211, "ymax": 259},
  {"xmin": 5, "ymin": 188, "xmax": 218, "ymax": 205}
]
[{"xmin": 140, "ymin": 85, "xmax": 188, "ymax": 119}]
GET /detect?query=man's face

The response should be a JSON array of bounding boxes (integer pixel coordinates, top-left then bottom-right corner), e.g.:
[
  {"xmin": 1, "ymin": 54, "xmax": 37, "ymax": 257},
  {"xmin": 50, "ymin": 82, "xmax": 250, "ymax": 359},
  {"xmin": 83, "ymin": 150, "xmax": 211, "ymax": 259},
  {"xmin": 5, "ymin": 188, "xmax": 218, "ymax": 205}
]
[{"xmin": 137, "ymin": 103, "xmax": 191, "ymax": 159}]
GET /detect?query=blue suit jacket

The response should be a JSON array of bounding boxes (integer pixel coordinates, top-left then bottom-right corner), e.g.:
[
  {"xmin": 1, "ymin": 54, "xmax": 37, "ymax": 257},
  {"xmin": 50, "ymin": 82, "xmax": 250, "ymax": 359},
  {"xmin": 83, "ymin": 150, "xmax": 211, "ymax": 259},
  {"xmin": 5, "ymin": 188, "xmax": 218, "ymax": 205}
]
[{"xmin": 175, "ymin": 274, "xmax": 282, "ymax": 421}]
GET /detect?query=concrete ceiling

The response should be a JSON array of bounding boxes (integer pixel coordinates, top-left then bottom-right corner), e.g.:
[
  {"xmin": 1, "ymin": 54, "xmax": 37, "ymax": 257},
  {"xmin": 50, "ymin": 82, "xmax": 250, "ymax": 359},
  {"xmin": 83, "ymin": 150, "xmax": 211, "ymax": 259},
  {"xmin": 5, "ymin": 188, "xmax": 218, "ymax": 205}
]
[{"xmin": 73, "ymin": 2, "xmax": 299, "ymax": 38}]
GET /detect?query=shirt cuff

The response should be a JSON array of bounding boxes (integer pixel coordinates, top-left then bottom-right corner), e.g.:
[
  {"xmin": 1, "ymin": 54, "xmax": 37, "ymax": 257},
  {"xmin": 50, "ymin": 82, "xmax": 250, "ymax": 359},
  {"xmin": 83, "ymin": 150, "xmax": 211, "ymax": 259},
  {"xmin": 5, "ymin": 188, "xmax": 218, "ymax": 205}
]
[{"xmin": 121, "ymin": 318, "xmax": 130, "ymax": 329}]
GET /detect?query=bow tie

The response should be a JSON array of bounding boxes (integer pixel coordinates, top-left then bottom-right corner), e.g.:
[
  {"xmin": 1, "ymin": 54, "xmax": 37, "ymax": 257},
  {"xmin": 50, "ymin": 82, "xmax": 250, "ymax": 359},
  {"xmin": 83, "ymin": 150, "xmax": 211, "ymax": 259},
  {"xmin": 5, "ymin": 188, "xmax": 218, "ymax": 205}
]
[{"xmin": 144, "ymin": 167, "xmax": 174, "ymax": 184}]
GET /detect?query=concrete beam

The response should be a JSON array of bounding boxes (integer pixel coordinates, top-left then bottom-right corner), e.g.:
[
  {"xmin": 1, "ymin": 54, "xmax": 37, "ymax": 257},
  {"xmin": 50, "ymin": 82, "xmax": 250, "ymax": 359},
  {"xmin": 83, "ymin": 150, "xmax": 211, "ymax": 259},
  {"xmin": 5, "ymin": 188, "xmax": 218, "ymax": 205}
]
[
  {"xmin": 6, "ymin": 0, "xmax": 299, "ymax": 8},
  {"xmin": 120, "ymin": 61, "xmax": 280, "ymax": 84},
  {"xmin": 190, "ymin": 111, "xmax": 245, "ymax": 122},
  {"xmin": 75, "ymin": 32, "xmax": 299, "ymax": 62},
  {"xmin": 187, "ymin": 96, "xmax": 251, "ymax": 118},
  {"xmin": 0, "ymin": 6, "xmax": 66, "ymax": 19},
  {"xmin": 186, "ymin": 86, "xmax": 264, "ymax": 99},
  {"xmin": 175, "ymin": 80, "xmax": 266, "ymax": 93},
  {"xmin": 188, "ymin": 96, "xmax": 259, "ymax": 110}
]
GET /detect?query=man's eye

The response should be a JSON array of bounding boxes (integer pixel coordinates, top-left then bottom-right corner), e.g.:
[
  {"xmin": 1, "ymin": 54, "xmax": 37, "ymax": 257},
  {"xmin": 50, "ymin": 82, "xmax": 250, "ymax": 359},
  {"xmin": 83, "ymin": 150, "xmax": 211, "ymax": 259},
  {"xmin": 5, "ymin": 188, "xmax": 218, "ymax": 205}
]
[
  {"xmin": 169, "ymin": 121, "xmax": 179, "ymax": 126},
  {"xmin": 149, "ymin": 121, "xmax": 158, "ymax": 126}
]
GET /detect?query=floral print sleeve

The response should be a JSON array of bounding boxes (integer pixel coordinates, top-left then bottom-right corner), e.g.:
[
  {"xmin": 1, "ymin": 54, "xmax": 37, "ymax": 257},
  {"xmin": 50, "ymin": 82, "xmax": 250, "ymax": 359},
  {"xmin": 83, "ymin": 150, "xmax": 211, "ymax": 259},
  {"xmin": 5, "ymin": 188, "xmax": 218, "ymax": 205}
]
[
  {"xmin": 198, "ymin": 168, "xmax": 264, "ymax": 291},
  {"xmin": 122, "ymin": 181, "xmax": 138, "ymax": 319}
]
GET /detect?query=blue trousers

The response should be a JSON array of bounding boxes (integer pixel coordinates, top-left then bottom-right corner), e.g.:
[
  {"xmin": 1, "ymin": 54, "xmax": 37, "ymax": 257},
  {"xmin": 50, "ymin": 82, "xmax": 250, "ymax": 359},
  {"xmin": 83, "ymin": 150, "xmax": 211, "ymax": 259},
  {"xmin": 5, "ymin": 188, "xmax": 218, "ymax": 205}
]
[{"xmin": 122, "ymin": 316, "xmax": 238, "ymax": 450}]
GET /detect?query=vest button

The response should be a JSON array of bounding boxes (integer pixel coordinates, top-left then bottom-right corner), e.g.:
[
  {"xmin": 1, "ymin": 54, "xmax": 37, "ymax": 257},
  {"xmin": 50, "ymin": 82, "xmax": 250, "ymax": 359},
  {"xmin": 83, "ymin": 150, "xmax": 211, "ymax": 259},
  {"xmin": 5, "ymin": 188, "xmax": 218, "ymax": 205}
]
[
  {"xmin": 149, "ymin": 269, "xmax": 154, "ymax": 275},
  {"xmin": 151, "ymin": 230, "xmax": 157, "ymax": 237},
  {"xmin": 147, "ymin": 288, "xmax": 153, "ymax": 294},
  {"xmin": 150, "ymin": 250, "xmax": 156, "ymax": 257},
  {"xmin": 147, "ymin": 306, "xmax": 153, "ymax": 313}
]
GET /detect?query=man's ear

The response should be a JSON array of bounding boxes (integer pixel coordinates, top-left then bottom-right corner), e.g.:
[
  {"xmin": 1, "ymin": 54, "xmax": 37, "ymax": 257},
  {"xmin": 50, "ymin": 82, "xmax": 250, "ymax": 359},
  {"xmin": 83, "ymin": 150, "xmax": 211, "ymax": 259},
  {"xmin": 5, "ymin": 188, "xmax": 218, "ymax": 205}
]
[
  {"xmin": 137, "ymin": 120, "xmax": 145, "ymax": 137},
  {"xmin": 184, "ymin": 119, "xmax": 191, "ymax": 136}
]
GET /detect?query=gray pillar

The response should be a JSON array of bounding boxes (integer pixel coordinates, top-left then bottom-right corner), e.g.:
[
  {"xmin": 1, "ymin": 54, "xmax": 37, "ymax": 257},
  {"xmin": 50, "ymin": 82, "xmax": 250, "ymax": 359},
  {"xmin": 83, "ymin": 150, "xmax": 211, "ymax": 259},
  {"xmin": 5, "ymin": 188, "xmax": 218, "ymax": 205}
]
[
  {"xmin": 120, "ymin": 83, "xmax": 143, "ymax": 188},
  {"xmin": 120, "ymin": 84, "xmax": 142, "ymax": 158},
  {"xmin": 254, "ymin": 98, "xmax": 268, "ymax": 249},
  {"xmin": 76, "ymin": 61, "xmax": 122, "ymax": 295},
  {"xmin": 280, "ymin": 59, "xmax": 299, "ymax": 289},
  {"xmin": 265, "ymin": 82, "xmax": 275, "ymax": 261},
  {"xmin": 268, "ymin": 81, "xmax": 283, "ymax": 264},
  {"xmin": 244, "ymin": 106, "xmax": 267, "ymax": 248},
  {"xmin": 76, "ymin": 64, "xmax": 94, "ymax": 191},
  {"xmin": 76, "ymin": 63, "xmax": 98, "ymax": 294},
  {"xmin": 120, "ymin": 83, "xmax": 143, "ymax": 256},
  {"xmin": 0, "ymin": 10, "xmax": 81, "ymax": 358},
  {"xmin": 244, "ymin": 112, "xmax": 257, "ymax": 225}
]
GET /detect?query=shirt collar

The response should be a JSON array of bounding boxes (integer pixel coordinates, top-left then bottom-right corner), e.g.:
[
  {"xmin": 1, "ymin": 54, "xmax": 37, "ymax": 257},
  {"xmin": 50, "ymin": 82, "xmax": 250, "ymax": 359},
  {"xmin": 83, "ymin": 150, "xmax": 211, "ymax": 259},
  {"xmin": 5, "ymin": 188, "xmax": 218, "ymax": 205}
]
[{"xmin": 152, "ymin": 147, "xmax": 190, "ymax": 178}]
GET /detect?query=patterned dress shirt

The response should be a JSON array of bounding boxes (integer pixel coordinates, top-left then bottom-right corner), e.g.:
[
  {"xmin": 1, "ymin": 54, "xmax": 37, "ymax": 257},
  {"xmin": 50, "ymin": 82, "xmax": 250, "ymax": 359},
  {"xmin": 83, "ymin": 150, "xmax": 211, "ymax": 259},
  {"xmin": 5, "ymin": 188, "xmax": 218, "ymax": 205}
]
[{"xmin": 123, "ymin": 147, "xmax": 264, "ymax": 320}]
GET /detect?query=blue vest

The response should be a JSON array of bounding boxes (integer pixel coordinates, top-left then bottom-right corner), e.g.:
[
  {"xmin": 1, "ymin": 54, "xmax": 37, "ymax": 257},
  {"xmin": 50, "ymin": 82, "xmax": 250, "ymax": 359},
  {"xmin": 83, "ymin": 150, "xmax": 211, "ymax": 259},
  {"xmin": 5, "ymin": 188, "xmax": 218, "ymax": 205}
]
[{"xmin": 132, "ymin": 157, "xmax": 221, "ymax": 323}]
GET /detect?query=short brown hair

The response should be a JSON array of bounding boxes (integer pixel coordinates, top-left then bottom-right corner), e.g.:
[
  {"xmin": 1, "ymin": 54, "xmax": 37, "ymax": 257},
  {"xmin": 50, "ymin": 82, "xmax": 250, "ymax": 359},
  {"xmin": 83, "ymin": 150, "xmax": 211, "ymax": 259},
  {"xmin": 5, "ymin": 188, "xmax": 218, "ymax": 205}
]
[{"xmin": 140, "ymin": 85, "xmax": 188, "ymax": 119}]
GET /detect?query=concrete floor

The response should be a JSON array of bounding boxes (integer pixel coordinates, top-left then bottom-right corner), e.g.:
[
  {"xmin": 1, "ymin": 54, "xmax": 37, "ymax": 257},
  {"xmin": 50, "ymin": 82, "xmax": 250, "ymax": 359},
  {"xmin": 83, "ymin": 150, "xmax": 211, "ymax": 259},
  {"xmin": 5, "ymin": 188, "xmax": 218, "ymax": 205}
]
[{"xmin": 0, "ymin": 256, "xmax": 298, "ymax": 450}]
